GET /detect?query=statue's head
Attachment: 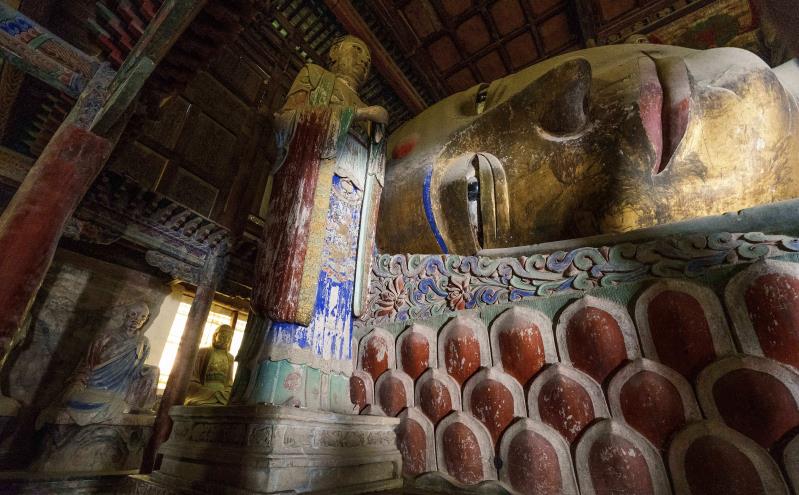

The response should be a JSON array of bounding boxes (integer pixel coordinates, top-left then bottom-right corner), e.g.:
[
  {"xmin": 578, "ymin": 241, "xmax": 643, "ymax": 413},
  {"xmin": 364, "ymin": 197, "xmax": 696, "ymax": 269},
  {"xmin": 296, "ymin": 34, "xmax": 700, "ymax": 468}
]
[
  {"xmin": 212, "ymin": 324, "xmax": 234, "ymax": 351},
  {"xmin": 123, "ymin": 302, "xmax": 150, "ymax": 336},
  {"xmin": 328, "ymin": 35, "xmax": 371, "ymax": 90},
  {"xmin": 378, "ymin": 45, "xmax": 799, "ymax": 254}
]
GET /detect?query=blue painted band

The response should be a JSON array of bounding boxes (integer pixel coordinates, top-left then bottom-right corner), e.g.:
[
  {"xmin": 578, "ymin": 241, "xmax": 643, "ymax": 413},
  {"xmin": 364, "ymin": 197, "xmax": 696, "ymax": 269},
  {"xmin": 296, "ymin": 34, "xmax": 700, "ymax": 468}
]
[{"xmin": 423, "ymin": 165, "xmax": 448, "ymax": 254}]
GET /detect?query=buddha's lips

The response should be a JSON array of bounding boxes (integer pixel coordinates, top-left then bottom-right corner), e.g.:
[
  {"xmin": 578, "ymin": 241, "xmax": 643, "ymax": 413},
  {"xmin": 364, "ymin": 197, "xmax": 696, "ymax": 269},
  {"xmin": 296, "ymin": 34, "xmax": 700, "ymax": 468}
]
[{"xmin": 638, "ymin": 55, "xmax": 691, "ymax": 174}]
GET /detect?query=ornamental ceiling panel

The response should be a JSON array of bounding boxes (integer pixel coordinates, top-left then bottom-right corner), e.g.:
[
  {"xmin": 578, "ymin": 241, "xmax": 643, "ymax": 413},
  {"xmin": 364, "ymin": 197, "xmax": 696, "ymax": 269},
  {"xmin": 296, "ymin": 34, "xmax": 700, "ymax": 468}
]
[{"xmin": 355, "ymin": 0, "xmax": 580, "ymax": 106}]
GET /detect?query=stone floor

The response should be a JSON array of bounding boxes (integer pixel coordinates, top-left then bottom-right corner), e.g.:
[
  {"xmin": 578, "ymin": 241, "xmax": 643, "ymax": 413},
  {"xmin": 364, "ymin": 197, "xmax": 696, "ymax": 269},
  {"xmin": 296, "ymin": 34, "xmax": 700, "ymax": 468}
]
[
  {"xmin": 0, "ymin": 473, "xmax": 459, "ymax": 495},
  {"xmin": 0, "ymin": 470, "xmax": 135, "ymax": 494}
]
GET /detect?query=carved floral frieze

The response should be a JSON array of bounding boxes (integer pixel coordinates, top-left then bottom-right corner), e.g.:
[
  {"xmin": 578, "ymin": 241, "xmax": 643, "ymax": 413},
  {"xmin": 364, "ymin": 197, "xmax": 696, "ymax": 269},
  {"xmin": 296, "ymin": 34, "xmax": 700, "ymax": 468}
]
[
  {"xmin": 362, "ymin": 232, "xmax": 799, "ymax": 325},
  {"xmin": 62, "ymin": 170, "xmax": 234, "ymax": 285}
]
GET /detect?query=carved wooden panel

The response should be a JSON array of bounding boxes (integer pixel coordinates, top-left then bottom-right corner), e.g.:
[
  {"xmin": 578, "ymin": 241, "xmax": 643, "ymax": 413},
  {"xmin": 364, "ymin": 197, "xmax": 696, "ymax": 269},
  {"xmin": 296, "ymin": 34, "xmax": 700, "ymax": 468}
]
[
  {"xmin": 157, "ymin": 166, "xmax": 219, "ymax": 217},
  {"xmin": 175, "ymin": 108, "xmax": 237, "ymax": 180},
  {"xmin": 184, "ymin": 71, "xmax": 251, "ymax": 135},
  {"xmin": 211, "ymin": 47, "xmax": 270, "ymax": 107},
  {"xmin": 107, "ymin": 140, "xmax": 167, "ymax": 190},
  {"xmin": 141, "ymin": 96, "xmax": 191, "ymax": 150}
]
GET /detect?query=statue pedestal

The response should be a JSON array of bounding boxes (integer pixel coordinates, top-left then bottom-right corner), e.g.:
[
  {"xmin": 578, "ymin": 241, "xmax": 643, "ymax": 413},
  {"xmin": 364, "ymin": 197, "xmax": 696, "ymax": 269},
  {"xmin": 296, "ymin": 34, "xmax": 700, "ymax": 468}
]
[
  {"xmin": 130, "ymin": 404, "xmax": 402, "ymax": 494},
  {"xmin": 33, "ymin": 411, "xmax": 155, "ymax": 473}
]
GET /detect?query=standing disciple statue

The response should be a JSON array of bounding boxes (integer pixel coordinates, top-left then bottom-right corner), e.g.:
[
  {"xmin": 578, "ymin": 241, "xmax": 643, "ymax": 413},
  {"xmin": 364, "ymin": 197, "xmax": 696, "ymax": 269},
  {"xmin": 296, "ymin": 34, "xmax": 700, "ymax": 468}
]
[
  {"xmin": 185, "ymin": 324, "xmax": 235, "ymax": 406},
  {"xmin": 231, "ymin": 35, "xmax": 388, "ymax": 411},
  {"xmin": 41, "ymin": 302, "xmax": 158, "ymax": 426}
]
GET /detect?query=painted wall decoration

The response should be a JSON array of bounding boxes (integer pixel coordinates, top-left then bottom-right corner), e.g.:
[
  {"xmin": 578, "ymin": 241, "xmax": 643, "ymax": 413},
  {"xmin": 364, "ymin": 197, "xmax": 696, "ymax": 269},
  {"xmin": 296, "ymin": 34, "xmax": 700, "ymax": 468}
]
[
  {"xmin": 669, "ymin": 420, "xmax": 789, "ymax": 495},
  {"xmin": 555, "ymin": 296, "xmax": 639, "ymax": 384},
  {"xmin": 353, "ymin": 249, "xmax": 799, "ymax": 493},
  {"xmin": 575, "ymin": 419, "xmax": 671, "ymax": 495},
  {"xmin": 725, "ymin": 260, "xmax": 799, "ymax": 368},
  {"xmin": 527, "ymin": 364, "xmax": 609, "ymax": 444},
  {"xmin": 634, "ymin": 279, "xmax": 734, "ymax": 379},
  {"xmin": 606, "ymin": 359, "xmax": 701, "ymax": 449},
  {"xmin": 361, "ymin": 232, "xmax": 799, "ymax": 326},
  {"xmin": 498, "ymin": 419, "xmax": 579, "ymax": 495},
  {"xmin": 696, "ymin": 355, "xmax": 799, "ymax": 449}
]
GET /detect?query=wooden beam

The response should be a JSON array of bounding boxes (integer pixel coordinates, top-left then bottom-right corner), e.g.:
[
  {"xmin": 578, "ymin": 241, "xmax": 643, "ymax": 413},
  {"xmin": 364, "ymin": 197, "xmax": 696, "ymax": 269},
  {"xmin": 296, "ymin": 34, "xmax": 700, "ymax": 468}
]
[
  {"xmin": 0, "ymin": 3, "xmax": 98, "ymax": 97},
  {"xmin": 322, "ymin": 0, "xmax": 427, "ymax": 115},
  {"xmin": 571, "ymin": 0, "xmax": 597, "ymax": 47},
  {"xmin": 0, "ymin": 0, "xmax": 59, "ymax": 141},
  {"xmin": 0, "ymin": 0, "xmax": 212, "ymax": 383},
  {"xmin": 0, "ymin": 29, "xmax": 85, "ymax": 97},
  {"xmin": 90, "ymin": 0, "xmax": 209, "ymax": 134},
  {"xmin": 0, "ymin": 96, "xmax": 114, "ymax": 371},
  {"xmin": 0, "ymin": 2, "xmax": 98, "ymax": 77},
  {"xmin": 370, "ymin": 0, "xmax": 449, "ymax": 101}
]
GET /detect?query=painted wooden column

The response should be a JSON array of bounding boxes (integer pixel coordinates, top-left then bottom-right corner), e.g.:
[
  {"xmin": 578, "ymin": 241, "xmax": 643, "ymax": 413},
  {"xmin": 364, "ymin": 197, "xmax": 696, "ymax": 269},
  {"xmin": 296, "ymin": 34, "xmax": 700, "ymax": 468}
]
[
  {"xmin": 0, "ymin": 0, "xmax": 209, "ymax": 372},
  {"xmin": 0, "ymin": 63, "xmax": 116, "ymax": 370},
  {"xmin": 141, "ymin": 249, "xmax": 226, "ymax": 474}
]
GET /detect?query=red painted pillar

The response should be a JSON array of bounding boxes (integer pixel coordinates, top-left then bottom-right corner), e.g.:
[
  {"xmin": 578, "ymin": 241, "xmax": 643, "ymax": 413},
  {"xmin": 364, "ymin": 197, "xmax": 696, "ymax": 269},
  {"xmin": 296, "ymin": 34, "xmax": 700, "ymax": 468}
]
[
  {"xmin": 141, "ymin": 251, "xmax": 225, "ymax": 473},
  {"xmin": 0, "ymin": 123, "xmax": 112, "ymax": 367}
]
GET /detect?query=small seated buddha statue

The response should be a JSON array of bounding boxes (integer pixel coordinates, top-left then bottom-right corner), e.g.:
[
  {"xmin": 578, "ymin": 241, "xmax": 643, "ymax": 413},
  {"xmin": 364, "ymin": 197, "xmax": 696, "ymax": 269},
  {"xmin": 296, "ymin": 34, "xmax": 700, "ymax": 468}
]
[{"xmin": 185, "ymin": 324, "xmax": 235, "ymax": 406}]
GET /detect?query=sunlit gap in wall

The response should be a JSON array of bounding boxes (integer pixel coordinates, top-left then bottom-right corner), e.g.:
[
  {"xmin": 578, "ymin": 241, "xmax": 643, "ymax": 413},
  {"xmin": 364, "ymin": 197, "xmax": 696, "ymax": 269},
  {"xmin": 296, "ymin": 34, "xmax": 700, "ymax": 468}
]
[{"xmin": 157, "ymin": 295, "xmax": 248, "ymax": 390}]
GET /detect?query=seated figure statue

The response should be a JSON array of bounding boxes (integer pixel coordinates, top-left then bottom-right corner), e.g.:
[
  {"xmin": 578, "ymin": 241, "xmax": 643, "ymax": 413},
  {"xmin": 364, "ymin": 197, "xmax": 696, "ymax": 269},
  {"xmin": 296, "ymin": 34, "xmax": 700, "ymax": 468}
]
[
  {"xmin": 185, "ymin": 324, "xmax": 235, "ymax": 406},
  {"xmin": 40, "ymin": 302, "xmax": 158, "ymax": 426},
  {"xmin": 377, "ymin": 44, "xmax": 799, "ymax": 254}
]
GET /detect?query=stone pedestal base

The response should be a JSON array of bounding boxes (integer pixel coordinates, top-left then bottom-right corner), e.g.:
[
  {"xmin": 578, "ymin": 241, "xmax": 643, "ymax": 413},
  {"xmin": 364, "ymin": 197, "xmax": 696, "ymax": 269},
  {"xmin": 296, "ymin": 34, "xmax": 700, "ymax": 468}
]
[
  {"xmin": 131, "ymin": 404, "xmax": 402, "ymax": 494},
  {"xmin": 32, "ymin": 412, "xmax": 155, "ymax": 473}
]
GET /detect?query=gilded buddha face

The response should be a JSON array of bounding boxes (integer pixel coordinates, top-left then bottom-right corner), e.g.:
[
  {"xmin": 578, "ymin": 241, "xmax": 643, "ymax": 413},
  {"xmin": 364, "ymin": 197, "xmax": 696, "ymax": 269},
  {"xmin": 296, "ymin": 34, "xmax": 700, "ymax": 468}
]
[
  {"xmin": 329, "ymin": 35, "xmax": 371, "ymax": 90},
  {"xmin": 377, "ymin": 45, "xmax": 799, "ymax": 254},
  {"xmin": 212, "ymin": 325, "xmax": 233, "ymax": 351}
]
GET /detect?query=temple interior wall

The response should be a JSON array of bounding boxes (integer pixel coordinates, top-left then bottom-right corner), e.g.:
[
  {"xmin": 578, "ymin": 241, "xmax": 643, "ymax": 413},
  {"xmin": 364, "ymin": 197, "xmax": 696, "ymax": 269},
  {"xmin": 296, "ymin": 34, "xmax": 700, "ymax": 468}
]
[
  {"xmin": 144, "ymin": 288, "xmax": 183, "ymax": 369},
  {"xmin": 0, "ymin": 248, "xmax": 171, "ymax": 467}
]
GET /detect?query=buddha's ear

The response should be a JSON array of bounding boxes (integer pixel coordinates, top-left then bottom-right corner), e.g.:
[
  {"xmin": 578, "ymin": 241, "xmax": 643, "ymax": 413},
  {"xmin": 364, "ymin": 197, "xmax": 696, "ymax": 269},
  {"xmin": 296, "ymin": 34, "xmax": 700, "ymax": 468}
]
[
  {"xmin": 538, "ymin": 58, "xmax": 592, "ymax": 135},
  {"xmin": 328, "ymin": 42, "xmax": 341, "ymax": 64}
]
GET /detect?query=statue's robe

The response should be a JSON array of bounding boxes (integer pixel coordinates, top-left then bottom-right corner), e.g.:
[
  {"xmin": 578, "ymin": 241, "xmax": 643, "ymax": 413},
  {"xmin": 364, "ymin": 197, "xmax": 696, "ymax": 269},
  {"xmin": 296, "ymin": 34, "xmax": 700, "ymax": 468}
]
[
  {"xmin": 246, "ymin": 64, "xmax": 385, "ymax": 406},
  {"xmin": 185, "ymin": 346, "xmax": 234, "ymax": 405},
  {"xmin": 64, "ymin": 330, "xmax": 150, "ymax": 425}
]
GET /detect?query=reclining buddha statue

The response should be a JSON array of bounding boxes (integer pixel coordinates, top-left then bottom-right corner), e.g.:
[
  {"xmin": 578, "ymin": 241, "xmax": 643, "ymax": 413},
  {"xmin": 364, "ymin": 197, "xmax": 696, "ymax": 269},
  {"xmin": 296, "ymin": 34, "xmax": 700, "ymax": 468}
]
[{"xmin": 377, "ymin": 44, "xmax": 799, "ymax": 255}]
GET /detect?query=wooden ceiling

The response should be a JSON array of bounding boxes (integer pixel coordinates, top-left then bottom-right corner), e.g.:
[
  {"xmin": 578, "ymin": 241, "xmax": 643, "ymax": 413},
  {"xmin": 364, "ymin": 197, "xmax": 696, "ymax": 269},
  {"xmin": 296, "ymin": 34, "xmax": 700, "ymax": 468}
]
[
  {"xmin": 347, "ymin": 0, "xmax": 719, "ymax": 116},
  {"xmin": 232, "ymin": 0, "xmax": 725, "ymax": 130},
  {"xmin": 359, "ymin": 0, "xmax": 580, "ymax": 98},
  {"xmin": 0, "ymin": 0, "xmax": 753, "ymax": 154}
]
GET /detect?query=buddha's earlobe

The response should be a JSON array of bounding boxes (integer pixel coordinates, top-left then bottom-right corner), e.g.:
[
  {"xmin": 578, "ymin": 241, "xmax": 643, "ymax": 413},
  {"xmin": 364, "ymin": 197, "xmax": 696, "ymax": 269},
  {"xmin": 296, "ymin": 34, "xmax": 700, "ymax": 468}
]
[{"xmin": 539, "ymin": 58, "xmax": 592, "ymax": 135}]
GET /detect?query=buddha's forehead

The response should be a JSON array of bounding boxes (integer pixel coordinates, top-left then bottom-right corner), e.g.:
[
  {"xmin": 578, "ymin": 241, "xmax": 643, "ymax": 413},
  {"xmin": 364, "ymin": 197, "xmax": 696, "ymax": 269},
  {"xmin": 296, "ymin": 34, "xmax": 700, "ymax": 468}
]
[{"xmin": 336, "ymin": 37, "xmax": 369, "ymax": 54}]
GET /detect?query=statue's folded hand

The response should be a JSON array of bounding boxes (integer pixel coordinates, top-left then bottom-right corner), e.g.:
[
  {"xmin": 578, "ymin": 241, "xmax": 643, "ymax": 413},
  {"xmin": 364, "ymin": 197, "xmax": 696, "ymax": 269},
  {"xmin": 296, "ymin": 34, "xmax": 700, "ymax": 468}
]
[{"xmin": 355, "ymin": 105, "xmax": 389, "ymax": 125}]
